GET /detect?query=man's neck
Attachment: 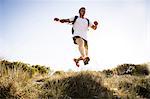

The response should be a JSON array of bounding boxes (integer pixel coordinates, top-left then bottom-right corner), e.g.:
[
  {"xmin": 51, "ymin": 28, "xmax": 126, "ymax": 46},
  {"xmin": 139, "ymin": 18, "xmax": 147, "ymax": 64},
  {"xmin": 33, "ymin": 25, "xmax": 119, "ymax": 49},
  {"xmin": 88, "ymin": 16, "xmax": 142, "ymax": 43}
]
[{"xmin": 80, "ymin": 15, "xmax": 84, "ymax": 18}]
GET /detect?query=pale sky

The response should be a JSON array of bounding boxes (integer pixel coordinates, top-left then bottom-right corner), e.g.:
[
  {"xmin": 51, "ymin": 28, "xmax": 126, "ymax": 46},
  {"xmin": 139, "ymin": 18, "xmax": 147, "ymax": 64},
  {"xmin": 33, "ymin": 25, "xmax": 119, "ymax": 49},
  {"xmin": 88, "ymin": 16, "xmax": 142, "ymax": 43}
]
[{"xmin": 0, "ymin": 0, "xmax": 150, "ymax": 71}]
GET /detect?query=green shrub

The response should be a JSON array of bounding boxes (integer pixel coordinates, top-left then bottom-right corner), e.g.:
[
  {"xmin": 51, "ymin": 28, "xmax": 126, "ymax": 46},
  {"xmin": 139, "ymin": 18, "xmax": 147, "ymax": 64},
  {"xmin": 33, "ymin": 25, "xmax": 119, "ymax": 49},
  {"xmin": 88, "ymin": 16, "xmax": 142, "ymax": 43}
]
[{"xmin": 112, "ymin": 64, "xmax": 149, "ymax": 76}]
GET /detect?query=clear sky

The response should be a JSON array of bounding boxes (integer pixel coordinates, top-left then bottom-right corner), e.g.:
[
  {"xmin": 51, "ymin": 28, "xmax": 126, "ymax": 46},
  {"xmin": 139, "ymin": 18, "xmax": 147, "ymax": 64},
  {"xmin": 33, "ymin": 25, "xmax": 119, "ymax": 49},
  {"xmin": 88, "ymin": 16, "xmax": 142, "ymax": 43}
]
[{"xmin": 0, "ymin": 0, "xmax": 150, "ymax": 71}]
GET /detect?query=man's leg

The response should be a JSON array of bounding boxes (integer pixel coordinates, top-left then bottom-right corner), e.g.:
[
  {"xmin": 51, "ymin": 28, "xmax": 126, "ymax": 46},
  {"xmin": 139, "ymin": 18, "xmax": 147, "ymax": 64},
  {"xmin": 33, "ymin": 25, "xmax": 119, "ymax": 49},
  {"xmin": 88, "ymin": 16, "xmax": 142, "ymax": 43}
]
[
  {"xmin": 84, "ymin": 42, "xmax": 88, "ymax": 57},
  {"xmin": 75, "ymin": 38, "xmax": 86, "ymax": 58},
  {"xmin": 84, "ymin": 41, "xmax": 90, "ymax": 65}
]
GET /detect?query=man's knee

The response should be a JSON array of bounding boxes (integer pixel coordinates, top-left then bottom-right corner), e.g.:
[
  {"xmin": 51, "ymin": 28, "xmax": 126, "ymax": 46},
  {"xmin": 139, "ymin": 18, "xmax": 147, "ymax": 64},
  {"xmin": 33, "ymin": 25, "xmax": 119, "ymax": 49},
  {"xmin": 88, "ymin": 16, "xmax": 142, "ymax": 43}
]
[{"xmin": 76, "ymin": 38, "xmax": 84, "ymax": 46}]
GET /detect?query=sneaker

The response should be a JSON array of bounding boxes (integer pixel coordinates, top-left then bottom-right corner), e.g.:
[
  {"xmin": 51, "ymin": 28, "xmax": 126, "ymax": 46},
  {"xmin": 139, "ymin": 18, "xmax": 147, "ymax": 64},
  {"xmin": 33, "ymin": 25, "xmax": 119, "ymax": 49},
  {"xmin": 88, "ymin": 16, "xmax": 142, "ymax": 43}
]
[
  {"xmin": 83, "ymin": 57, "xmax": 90, "ymax": 65},
  {"xmin": 74, "ymin": 58, "xmax": 80, "ymax": 67}
]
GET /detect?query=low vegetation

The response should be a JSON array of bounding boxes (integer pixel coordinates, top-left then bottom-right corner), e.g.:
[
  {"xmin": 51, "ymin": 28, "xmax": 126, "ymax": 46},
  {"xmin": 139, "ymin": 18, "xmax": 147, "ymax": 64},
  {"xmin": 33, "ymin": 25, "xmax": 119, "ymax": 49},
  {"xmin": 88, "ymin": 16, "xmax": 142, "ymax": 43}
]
[{"xmin": 0, "ymin": 60, "xmax": 150, "ymax": 98}]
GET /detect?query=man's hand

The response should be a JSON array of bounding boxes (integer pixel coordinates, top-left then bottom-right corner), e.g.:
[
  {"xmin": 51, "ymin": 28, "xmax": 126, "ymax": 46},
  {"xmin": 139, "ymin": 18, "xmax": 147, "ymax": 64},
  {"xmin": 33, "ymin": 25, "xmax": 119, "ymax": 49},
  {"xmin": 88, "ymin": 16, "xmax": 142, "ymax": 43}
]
[
  {"xmin": 54, "ymin": 18, "xmax": 70, "ymax": 23},
  {"xmin": 54, "ymin": 18, "xmax": 65, "ymax": 23},
  {"xmin": 54, "ymin": 18, "xmax": 59, "ymax": 21},
  {"xmin": 91, "ymin": 21, "xmax": 98, "ymax": 30},
  {"xmin": 94, "ymin": 21, "xmax": 98, "ymax": 26}
]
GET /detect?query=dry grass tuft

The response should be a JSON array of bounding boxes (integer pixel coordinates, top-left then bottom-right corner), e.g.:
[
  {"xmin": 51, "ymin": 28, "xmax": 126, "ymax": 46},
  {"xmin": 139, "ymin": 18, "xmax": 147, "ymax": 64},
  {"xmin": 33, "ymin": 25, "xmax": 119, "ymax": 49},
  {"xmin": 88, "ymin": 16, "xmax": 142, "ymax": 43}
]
[{"xmin": 0, "ymin": 60, "xmax": 150, "ymax": 98}]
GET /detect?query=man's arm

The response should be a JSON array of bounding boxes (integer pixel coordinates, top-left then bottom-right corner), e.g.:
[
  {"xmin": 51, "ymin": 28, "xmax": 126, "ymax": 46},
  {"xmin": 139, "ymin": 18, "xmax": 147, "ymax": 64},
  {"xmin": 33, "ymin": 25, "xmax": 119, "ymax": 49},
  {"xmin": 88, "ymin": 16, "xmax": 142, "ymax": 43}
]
[
  {"xmin": 91, "ymin": 21, "xmax": 98, "ymax": 30},
  {"xmin": 54, "ymin": 18, "xmax": 70, "ymax": 23}
]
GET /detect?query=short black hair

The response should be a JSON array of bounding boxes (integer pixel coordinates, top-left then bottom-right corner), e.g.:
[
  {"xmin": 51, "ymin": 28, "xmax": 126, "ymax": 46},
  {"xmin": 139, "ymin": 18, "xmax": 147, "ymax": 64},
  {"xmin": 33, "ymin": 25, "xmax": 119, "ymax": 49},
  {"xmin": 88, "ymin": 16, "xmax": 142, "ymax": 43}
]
[{"xmin": 79, "ymin": 7, "xmax": 86, "ymax": 13}]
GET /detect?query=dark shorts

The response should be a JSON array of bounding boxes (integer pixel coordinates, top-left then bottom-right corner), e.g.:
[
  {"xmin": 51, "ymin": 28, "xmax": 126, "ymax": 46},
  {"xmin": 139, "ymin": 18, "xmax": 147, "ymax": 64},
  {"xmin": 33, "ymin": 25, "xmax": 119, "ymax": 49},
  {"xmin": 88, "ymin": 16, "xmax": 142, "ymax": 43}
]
[{"xmin": 73, "ymin": 36, "xmax": 88, "ymax": 49}]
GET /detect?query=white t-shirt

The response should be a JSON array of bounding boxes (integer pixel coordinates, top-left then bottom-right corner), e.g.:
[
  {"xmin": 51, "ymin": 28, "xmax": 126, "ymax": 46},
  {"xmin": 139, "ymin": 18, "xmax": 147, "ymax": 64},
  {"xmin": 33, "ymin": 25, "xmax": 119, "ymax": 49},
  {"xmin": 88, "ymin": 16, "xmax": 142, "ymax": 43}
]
[{"xmin": 69, "ymin": 16, "xmax": 92, "ymax": 41}]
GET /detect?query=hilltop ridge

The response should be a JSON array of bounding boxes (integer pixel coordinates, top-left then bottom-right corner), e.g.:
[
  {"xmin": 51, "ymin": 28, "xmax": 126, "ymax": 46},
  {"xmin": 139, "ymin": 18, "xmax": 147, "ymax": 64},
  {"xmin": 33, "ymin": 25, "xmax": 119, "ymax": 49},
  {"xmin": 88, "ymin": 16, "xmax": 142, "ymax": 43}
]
[{"xmin": 0, "ymin": 60, "xmax": 150, "ymax": 98}]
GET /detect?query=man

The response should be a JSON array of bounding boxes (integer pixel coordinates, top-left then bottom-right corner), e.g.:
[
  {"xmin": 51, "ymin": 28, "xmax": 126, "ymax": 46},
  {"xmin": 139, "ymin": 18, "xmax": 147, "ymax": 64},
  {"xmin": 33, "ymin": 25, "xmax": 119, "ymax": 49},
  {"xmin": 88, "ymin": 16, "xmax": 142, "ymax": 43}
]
[{"xmin": 54, "ymin": 7, "xmax": 98, "ymax": 67}]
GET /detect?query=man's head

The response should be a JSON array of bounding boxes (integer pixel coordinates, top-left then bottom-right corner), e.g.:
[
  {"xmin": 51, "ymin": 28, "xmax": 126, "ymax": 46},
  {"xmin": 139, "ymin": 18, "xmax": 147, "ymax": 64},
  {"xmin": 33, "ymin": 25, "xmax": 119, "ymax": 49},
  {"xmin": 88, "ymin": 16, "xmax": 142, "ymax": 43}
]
[{"xmin": 79, "ymin": 7, "xmax": 86, "ymax": 16}]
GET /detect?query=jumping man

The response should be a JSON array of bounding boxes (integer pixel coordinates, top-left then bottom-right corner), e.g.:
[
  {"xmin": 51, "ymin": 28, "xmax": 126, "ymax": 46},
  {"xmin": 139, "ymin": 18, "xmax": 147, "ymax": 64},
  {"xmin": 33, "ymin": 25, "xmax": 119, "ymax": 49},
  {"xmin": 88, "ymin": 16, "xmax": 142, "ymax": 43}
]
[{"xmin": 54, "ymin": 7, "xmax": 98, "ymax": 67}]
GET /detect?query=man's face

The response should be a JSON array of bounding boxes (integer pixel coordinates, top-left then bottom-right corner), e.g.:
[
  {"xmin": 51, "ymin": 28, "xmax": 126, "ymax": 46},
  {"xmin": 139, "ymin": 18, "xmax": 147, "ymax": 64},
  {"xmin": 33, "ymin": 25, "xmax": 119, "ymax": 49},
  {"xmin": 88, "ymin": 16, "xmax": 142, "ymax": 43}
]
[{"xmin": 79, "ymin": 8, "xmax": 86, "ymax": 16}]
